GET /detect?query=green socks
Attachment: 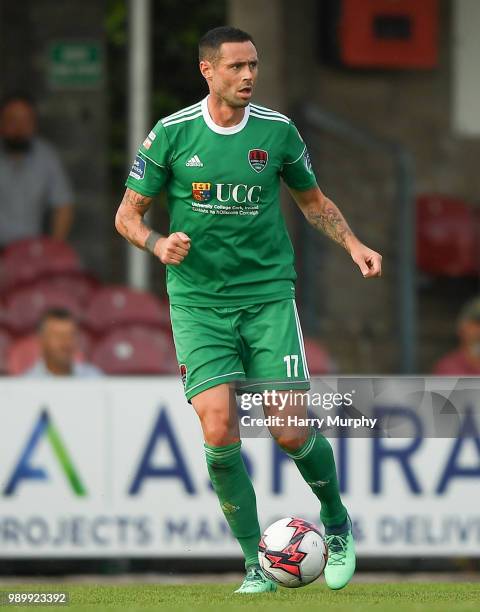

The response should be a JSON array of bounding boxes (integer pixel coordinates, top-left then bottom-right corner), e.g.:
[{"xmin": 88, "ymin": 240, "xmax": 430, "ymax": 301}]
[
  {"xmin": 204, "ymin": 441, "xmax": 260, "ymax": 568},
  {"xmin": 204, "ymin": 432, "xmax": 346, "ymax": 567},
  {"xmin": 283, "ymin": 429, "xmax": 347, "ymax": 528}
]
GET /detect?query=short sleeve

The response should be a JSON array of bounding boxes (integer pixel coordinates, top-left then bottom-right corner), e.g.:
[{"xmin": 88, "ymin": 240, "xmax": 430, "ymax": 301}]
[
  {"xmin": 45, "ymin": 147, "xmax": 74, "ymax": 208},
  {"xmin": 125, "ymin": 121, "xmax": 171, "ymax": 196},
  {"xmin": 280, "ymin": 122, "xmax": 317, "ymax": 191}
]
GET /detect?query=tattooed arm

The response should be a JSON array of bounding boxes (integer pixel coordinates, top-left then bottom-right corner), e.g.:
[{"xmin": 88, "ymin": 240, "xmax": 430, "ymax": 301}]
[
  {"xmin": 289, "ymin": 186, "xmax": 382, "ymax": 278},
  {"xmin": 115, "ymin": 188, "xmax": 190, "ymax": 265}
]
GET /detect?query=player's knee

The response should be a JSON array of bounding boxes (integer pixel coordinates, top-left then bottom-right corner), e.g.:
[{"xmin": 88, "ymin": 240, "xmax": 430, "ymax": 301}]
[
  {"xmin": 274, "ymin": 431, "xmax": 309, "ymax": 452},
  {"xmin": 202, "ymin": 413, "xmax": 236, "ymax": 447},
  {"xmin": 193, "ymin": 387, "xmax": 238, "ymax": 446}
]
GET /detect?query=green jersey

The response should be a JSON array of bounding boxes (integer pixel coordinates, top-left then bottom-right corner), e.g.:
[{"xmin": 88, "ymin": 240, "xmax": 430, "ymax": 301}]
[{"xmin": 125, "ymin": 96, "xmax": 317, "ymax": 306}]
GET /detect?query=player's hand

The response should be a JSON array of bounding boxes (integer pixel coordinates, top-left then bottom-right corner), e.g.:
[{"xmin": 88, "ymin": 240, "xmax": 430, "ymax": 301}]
[
  {"xmin": 155, "ymin": 232, "xmax": 191, "ymax": 265},
  {"xmin": 349, "ymin": 241, "xmax": 382, "ymax": 278}
]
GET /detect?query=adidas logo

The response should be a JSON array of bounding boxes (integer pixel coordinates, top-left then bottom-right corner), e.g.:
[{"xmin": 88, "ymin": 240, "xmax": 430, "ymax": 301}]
[{"xmin": 186, "ymin": 154, "xmax": 203, "ymax": 167}]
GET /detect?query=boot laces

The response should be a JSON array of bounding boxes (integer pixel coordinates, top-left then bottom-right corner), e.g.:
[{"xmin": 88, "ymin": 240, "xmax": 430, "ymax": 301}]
[
  {"xmin": 325, "ymin": 533, "xmax": 348, "ymax": 566},
  {"xmin": 244, "ymin": 566, "xmax": 266, "ymax": 586}
]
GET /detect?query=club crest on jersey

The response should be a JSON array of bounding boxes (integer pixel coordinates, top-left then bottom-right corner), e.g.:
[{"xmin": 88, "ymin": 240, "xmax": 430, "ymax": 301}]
[
  {"xmin": 179, "ymin": 364, "xmax": 187, "ymax": 388},
  {"xmin": 192, "ymin": 182, "xmax": 212, "ymax": 202},
  {"xmin": 248, "ymin": 149, "xmax": 268, "ymax": 173}
]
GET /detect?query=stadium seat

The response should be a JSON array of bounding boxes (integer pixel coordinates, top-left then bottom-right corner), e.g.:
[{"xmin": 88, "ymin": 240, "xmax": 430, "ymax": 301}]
[
  {"xmin": 6, "ymin": 330, "xmax": 91, "ymax": 376},
  {"xmin": 0, "ymin": 258, "xmax": 6, "ymax": 295},
  {"xmin": 1, "ymin": 237, "xmax": 82, "ymax": 290},
  {"xmin": 304, "ymin": 337, "xmax": 335, "ymax": 374},
  {"xmin": 77, "ymin": 327, "xmax": 95, "ymax": 357},
  {"xmin": 6, "ymin": 334, "xmax": 40, "ymax": 375},
  {"xmin": 416, "ymin": 195, "xmax": 479, "ymax": 276},
  {"xmin": 0, "ymin": 328, "xmax": 12, "ymax": 374},
  {"xmin": 0, "ymin": 304, "xmax": 9, "ymax": 329},
  {"xmin": 4, "ymin": 286, "xmax": 82, "ymax": 335},
  {"xmin": 91, "ymin": 325, "xmax": 178, "ymax": 375},
  {"xmin": 32, "ymin": 273, "xmax": 98, "ymax": 306},
  {"xmin": 84, "ymin": 285, "xmax": 170, "ymax": 333}
]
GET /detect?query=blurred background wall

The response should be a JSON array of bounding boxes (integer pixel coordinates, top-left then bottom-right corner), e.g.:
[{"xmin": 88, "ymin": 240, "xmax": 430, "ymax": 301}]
[{"xmin": 0, "ymin": 0, "xmax": 109, "ymax": 276}]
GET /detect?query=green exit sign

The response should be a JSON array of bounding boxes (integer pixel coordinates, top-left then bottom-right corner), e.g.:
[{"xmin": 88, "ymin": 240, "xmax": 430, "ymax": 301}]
[{"xmin": 48, "ymin": 41, "xmax": 103, "ymax": 89}]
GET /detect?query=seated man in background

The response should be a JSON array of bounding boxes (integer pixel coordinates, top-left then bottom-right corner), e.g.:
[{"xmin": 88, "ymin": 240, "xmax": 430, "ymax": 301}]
[
  {"xmin": 433, "ymin": 297, "xmax": 480, "ymax": 375},
  {"xmin": 0, "ymin": 92, "xmax": 74, "ymax": 249},
  {"xmin": 24, "ymin": 308, "xmax": 102, "ymax": 378}
]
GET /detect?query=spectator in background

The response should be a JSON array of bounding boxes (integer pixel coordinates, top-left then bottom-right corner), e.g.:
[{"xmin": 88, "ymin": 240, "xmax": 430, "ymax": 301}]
[
  {"xmin": 24, "ymin": 308, "xmax": 102, "ymax": 378},
  {"xmin": 433, "ymin": 297, "xmax": 480, "ymax": 375},
  {"xmin": 0, "ymin": 92, "xmax": 74, "ymax": 249}
]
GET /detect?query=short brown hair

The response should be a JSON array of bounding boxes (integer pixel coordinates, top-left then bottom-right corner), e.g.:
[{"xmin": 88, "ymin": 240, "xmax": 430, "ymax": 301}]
[{"xmin": 199, "ymin": 26, "xmax": 255, "ymax": 62}]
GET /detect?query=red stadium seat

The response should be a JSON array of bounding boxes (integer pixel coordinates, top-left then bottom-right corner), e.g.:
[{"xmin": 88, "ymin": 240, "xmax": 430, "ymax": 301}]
[
  {"xmin": 4, "ymin": 286, "xmax": 82, "ymax": 335},
  {"xmin": 91, "ymin": 325, "xmax": 178, "ymax": 375},
  {"xmin": 2, "ymin": 237, "xmax": 82, "ymax": 290},
  {"xmin": 77, "ymin": 327, "xmax": 95, "ymax": 358},
  {"xmin": 304, "ymin": 337, "xmax": 335, "ymax": 374},
  {"xmin": 416, "ymin": 195, "xmax": 480, "ymax": 277},
  {"xmin": 84, "ymin": 285, "xmax": 170, "ymax": 334},
  {"xmin": 7, "ymin": 331, "xmax": 90, "ymax": 376},
  {"xmin": 0, "ymin": 328, "xmax": 12, "ymax": 374},
  {"xmin": 32, "ymin": 273, "xmax": 98, "ymax": 307},
  {"xmin": 0, "ymin": 257, "xmax": 6, "ymax": 295},
  {"xmin": 6, "ymin": 334, "xmax": 40, "ymax": 375},
  {"xmin": 0, "ymin": 305, "xmax": 9, "ymax": 329}
]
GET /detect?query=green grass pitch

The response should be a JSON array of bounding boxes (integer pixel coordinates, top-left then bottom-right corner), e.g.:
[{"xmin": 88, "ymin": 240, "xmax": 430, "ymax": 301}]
[{"xmin": 1, "ymin": 582, "xmax": 479, "ymax": 611}]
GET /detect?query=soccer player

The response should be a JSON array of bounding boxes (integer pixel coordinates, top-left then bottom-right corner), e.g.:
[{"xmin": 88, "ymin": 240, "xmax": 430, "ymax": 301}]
[{"xmin": 116, "ymin": 26, "xmax": 382, "ymax": 593}]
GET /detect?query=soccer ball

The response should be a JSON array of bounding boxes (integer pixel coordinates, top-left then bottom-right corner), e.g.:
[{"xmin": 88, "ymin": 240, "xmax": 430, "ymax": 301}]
[{"xmin": 258, "ymin": 517, "xmax": 327, "ymax": 588}]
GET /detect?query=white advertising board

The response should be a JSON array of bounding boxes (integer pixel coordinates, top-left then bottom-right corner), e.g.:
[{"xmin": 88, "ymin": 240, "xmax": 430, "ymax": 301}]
[{"xmin": 0, "ymin": 379, "xmax": 479, "ymax": 558}]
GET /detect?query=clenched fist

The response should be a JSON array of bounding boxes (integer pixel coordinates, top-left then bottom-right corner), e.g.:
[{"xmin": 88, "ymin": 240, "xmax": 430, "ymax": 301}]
[
  {"xmin": 155, "ymin": 232, "xmax": 191, "ymax": 265},
  {"xmin": 349, "ymin": 241, "xmax": 382, "ymax": 278}
]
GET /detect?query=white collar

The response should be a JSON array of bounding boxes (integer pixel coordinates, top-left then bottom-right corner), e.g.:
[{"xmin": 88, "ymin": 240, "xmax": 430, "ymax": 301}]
[{"xmin": 201, "ymin": 96, "xmax": 250, "ymax": 135}]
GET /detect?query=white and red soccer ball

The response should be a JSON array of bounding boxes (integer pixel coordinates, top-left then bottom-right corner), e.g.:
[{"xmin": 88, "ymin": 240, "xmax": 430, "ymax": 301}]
[{"xmin": 258, "ymin": 517, "xmax": 328, "ymax": 588}]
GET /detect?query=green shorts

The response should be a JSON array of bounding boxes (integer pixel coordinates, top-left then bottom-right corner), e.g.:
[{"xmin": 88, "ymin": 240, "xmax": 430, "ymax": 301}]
[{"xmin": 170, "ymin": 299, "xmax": 310, "ymax": 401}]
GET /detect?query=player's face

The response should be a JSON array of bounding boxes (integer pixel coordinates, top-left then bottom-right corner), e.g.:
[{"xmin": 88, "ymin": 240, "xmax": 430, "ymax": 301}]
[{"xmin": 201, "ymin": 41, "xmax": 258, "ymax": 108}]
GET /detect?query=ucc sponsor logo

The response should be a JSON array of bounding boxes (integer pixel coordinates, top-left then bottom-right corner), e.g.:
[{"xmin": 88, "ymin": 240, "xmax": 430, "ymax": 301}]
[{"xmin": 192, "ymin": 182, "xmax": 262, "ymax": 204}]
